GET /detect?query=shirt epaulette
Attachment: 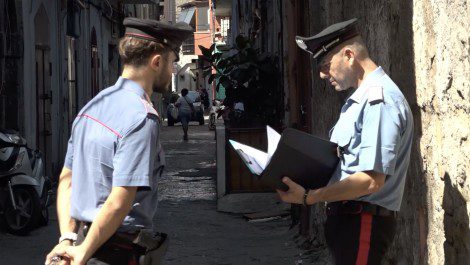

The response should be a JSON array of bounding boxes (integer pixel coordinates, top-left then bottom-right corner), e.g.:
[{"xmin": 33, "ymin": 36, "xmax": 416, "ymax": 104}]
[
  {"xmin": 140, "ymin": 98, "xmax": 160, "ymax": 118},
  {"xmin": 367, "ymin": 85, "xmax": 384, "ymax": 104}
]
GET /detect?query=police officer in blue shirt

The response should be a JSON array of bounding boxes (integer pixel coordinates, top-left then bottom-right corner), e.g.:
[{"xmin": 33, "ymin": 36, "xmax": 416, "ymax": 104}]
[
  {"xmin": 45, "ymin": 18, "xmax": 192, "ymax": 265},
  {"xmin": 277, "ymin": 18, "xmax": 413, "ymax": 265}
]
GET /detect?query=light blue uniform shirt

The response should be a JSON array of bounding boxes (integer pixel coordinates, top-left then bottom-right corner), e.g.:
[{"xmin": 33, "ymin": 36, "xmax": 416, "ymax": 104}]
[
  {"xmin": 64, "ymin": 77, "xmax": 165, "ymax": 231},
  {"xmin": 329, "ymin": 67, "xmax": 413, "ymax": 211}
]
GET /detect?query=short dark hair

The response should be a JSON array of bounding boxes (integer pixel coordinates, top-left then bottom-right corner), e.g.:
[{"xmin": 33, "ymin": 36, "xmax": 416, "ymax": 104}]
[
  {"xmin": 181, "ymin": 88, "xmax": 188, "ymax": 96},
  {"xmin": 118, "ymin": 36, "xmax": 171, "ymax": 67}
]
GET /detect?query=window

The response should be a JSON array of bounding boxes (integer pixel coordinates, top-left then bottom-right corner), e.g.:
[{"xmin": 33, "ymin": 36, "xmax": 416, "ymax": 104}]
[
  {"xmin": 196, "ymin": 7, "xmax": 209, "ymax": 31},
  {"xmin": 182, "ymin": 36, "xmax": 195, "ymax": 54},
  {"xmin": 178, "ymin": 7, "xmax": 196, "ymax": 24}
]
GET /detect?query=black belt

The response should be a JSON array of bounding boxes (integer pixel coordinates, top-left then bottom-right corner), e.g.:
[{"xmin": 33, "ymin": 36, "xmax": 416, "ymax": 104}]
[
  {"xmin": 78, "ymin": 222, "xmax": 142, "ymax": 250},
  {"xmin": 78, "ymin": 221, "xmax": 168, "ymax": 259},
  {"xmin": 326, "ymin": 201, "xmax": 396, "ymax": 217}
]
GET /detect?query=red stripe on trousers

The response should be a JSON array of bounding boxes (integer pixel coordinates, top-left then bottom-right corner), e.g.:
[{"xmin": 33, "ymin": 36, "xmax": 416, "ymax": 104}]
[{"xmin": 356, "ymin": 212, "xmax": 373, "ymax": 265}]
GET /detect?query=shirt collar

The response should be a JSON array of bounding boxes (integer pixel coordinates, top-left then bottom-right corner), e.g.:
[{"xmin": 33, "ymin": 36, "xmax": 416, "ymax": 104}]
[
  {"xmin": 117, "ymin": 76, "xmax": 151, "ymax": 100},
  {"xmin": 117, "ymin": 77, "xmax": 159, "ymax": 118},
  {"xmin": 348, "ymin": 66, "xmax": 385, "ymax": 103}
]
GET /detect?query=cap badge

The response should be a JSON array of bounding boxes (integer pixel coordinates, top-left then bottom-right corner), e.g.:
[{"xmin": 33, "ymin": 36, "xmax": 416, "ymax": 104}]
[{"xmin": 295, "ymin": 39, "xmax": 307, "ymax": 50}]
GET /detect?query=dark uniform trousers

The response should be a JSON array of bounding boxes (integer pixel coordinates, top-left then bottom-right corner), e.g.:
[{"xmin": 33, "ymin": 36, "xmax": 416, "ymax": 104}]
[
  {"xmin": 77, "ymin": 223, "xmax": 145, "ymax": 265},
  {"xmin": 324, "ymin": 201, "xmax": 397, "ymax": 265}
]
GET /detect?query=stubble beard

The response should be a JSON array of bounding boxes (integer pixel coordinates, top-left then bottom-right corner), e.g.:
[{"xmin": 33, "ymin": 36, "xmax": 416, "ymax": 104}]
[
  {"xmin": 153, "ymin": 72, "xmax": 171, "ymax": 94},
  {"xmin": 334, "ymin": 68, "xmax": 355, "ymax": 92}
]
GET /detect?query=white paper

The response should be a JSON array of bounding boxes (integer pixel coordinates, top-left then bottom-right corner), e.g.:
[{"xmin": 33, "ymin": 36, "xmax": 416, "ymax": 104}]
[
  {"xmin": 266, "ymin": 125, "xmax": 281, "ymax": 158},
  {"xmin": 229, "ymin": 140, "xmax": 269, "ymax": 175},
  {"xmin": 229, "ymin": 126, "xmax": 281, "ymax": 176}
]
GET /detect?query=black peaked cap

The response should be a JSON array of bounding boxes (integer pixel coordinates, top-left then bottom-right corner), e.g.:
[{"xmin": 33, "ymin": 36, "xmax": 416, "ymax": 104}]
[
  {"xmin": 123, "ymin": 17, "xmax": 194, "ymax": 61},
  {"xmin": 295, "ymin": 18, "xmax": 360, "ymax": 63}
]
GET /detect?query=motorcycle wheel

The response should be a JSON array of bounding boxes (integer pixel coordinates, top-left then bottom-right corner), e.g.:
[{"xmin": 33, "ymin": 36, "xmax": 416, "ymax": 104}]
[
  {"xmin": 3, "ymin": 186, "xmax": 41, "ymax": 235},
  {"xmin": 38, "ymin": 180, "xmax": 51, "ymax": 226}
]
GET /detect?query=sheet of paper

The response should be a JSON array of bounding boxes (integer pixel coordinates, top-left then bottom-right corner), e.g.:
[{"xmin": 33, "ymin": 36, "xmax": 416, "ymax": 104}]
[
  {"xmin": 236, "ymin": 149, "xmax": 264, "ymax": 175},
  {"xmin": 266, "ymin": 125, "xmax": 281, "ymax": 158},
  {"xmin": 229, "ymin": 140, "xmax": 269, "ymax": 175}
]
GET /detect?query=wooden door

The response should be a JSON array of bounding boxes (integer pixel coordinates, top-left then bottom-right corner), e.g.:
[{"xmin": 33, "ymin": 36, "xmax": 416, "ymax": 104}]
[
  {"xmin": 225, "ymin": 127, "xmax": 272, "ymax": 193},
  {"xmin": 35, "ymin": 45, "xmax": 53, "ymax": 177}
]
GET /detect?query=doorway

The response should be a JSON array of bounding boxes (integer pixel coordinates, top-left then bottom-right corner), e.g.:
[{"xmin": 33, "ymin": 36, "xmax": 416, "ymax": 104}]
[{"xmin": 34, "ymin": 4, "xmax": 53, "ymax": 178}]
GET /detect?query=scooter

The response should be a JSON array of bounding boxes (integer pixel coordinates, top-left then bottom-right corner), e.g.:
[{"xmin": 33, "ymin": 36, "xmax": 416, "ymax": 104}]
[
  {"xmin": 208, "ymin": 99, "xmax": 223, "ymax": 131},
  {"xmin": 0, "ymin": 128, "xmax": 51, "ymax": 235}
]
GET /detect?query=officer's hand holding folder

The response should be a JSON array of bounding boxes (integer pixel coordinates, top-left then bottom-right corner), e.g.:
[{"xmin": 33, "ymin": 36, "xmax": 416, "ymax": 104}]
[{"xmin": 229, "ymin": 126, "xmax": 340, "ymax": 191}]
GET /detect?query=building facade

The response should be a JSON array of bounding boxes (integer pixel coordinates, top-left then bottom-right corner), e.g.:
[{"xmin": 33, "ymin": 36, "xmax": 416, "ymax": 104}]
[
  {"xmin": 171, "ymin": 0, "xmax": 214, "ymax": 104},
  {"xmin": 0, "ymin": 0, "xmax": 160, "ymax": 180}
]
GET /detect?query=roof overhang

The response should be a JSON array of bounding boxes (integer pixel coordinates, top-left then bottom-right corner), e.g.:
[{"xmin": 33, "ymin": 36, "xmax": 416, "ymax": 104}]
[{"xmin": 179, "ymin": 0, "xmax": 209, "ymax": 9}]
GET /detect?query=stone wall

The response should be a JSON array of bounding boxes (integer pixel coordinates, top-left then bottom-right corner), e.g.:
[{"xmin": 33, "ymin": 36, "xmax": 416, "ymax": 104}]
[
  {"xmin": 412, "ymin": 0, "xmax": 469, "ymax": 264},
  {"xmin": 305, "ymin": 0, "xmax": 469, "ymax": 264}
]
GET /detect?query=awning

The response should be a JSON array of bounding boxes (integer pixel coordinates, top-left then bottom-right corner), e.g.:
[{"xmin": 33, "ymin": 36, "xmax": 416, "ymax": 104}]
[{"xmin": 177, "ymin": 7, "xmax": 196, "ymax": 24}]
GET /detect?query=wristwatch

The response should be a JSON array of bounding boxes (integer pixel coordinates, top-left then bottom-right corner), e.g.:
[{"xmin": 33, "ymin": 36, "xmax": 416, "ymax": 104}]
[{"xmin": 59, "ymin": 232, "xmax": 78, "ymax": 245}]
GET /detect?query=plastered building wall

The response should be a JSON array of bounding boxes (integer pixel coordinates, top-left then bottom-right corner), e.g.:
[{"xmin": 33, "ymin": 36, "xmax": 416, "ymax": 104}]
[{"xmin": 412, "ymin": 1, "xmax": 469, "ymax": 264}]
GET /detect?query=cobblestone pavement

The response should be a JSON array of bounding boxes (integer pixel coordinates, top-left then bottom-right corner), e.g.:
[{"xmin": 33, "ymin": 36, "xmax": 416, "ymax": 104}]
[
  {"xmin": 0, "ymin": 120, "xmax": 326, "ymax": 265},
  {"xmin": 0, "ymin": 212, "xmax": 58, "ymax": 265},
  {"xmin": 154, "ymin": 122, "xmax": 318, "ymax": 265}
]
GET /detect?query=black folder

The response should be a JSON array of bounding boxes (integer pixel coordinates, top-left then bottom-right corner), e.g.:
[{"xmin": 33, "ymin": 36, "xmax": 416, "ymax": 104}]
[{"xmin": 232, "ymin": 128, "xmax": 340, "ymax": 191}]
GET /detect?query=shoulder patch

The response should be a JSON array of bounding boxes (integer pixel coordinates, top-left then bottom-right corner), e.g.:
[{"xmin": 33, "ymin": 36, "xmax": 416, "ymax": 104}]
[{"xmin": 367, "ymin": 85, "xmax": 384, "ymax": 104}]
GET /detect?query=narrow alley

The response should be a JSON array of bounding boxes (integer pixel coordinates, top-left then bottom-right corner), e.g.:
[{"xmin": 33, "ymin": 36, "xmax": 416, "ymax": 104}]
[{"xmin": 0, "ymin": 0, "xmax": 468, "ymax": 264}]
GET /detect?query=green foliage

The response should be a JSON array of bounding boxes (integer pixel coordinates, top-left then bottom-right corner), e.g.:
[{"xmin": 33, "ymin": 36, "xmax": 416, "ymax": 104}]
[{"xmin": 199, "ymin": 35, "xmax": 284, "ymax": 127}]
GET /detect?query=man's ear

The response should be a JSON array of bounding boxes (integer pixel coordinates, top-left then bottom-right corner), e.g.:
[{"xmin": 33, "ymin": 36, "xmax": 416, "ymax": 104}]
[
  {"xmin": 343, "ymin": 48, "xmax": 355, "ymax": 65},
  {"xmin": 149, "ymin": 54, "xmax": 162, "ymax": 71}
]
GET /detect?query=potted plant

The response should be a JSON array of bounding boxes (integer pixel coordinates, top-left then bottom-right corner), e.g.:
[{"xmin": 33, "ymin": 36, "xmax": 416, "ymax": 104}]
[{"xmin": 199, "ymin": 35, "xmax": 283, "ymax": 128}]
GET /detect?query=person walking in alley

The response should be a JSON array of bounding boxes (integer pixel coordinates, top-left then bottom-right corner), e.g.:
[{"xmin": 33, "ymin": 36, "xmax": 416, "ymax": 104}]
[
  {"xmin": 44, "ymin": 18, "xmax": 192, "ymax": 265},
  {"xmin": 175, "ymin": 88, "xmax": 194, "ymax": 141},
  {"xmin": 277, "ymin": 18, "xmax": 413, "ymax": 265}
]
